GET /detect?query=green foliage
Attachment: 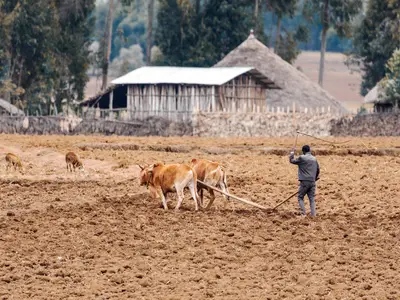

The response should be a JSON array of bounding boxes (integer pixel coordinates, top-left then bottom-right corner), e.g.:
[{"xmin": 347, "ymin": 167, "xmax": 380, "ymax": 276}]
[
  {"xmin": 265, "ymin": 0, "xmax": 311, "ymax": 64},
  {"xmin": 109, "ymin": 44, "xmax": 144, "ymax": 76},
  {"xmin": 264, "ymin": 2, "xmax": 356, "ymax": 52},
  {"xmin": 93, "ymin": 0, "xmax": 148, "ymax": 64},
  {"xmin": 276, "ymin": 31, "xmax": 301, "ymax": 64},
  {"xmin": 196, "ymin": 0, "xmax": 252, "ymax": 65},
  {"xmin": 0, "ymin": 0, "xmax": 95, "ymax": 115},
  {"xmin": 0, "ymin": 1, "xmax": 21, "ymax": 96},
  {"xmin": 253, "ymin": 0, "xmax": 269, "ymax": 46},
  {"xmin": 352, "ymin": 0, "xmax": 400, "ymax": 96},
  {"xmin": 155, "ymin": 0, "xmax": 253, "ymax": 67},
  {"xmin": 379, "ymin": 48, "xmax": 400, "ymax": 108},
  {"xmin": 305, "ymin": 0, "xmax": 363, "ymax": 36},
  {"xmin": 154, "ymin": 0, "xmax": 196, "ymax": 66}
]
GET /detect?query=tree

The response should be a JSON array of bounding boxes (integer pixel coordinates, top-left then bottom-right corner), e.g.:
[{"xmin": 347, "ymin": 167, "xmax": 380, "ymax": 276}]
[
  {"xmin": 1, "ymin": 0, "xmax": 95, "ymax": 115},
  {"xmin": 305, "ymin": 0, "xmax": 362, "ymax": 87},
  {"xmin": 267, "ymin": 0, "xmax": 297, "ymax": 53},
  {"xmin": 379, "ymin": 48, "xmax": 400, "ymax": 109},
  {"xmin": 352, "ymin": 0, "xmax": 400, "ymax": 95},
  {"xmin": 263, "ymin": 0, "xmax": 310, "ymax": 63},
  {"xmin": 0, "ymin": 1, "xmax": 22, "ymax": 99},
  {"xmin": 55, "ymin": 0, "xmax": 96, "ymax": 104},
  {"xmin": 252, "ymin": 0, "xmax": 268, "ymax": 45},
  {"xmin": 146, "ymin": 0, "xmax": 155, "ymax": 65},
  {"xmin": 110, "ymin": 44, "xmax": 144, "ymax": 76},
  {"xmin": 276, "ymin": 26, "xmax": 309, "ymax": 64},
  {"xmin": 155, "ymin": 0, "xmax": 196, "ymax": 66},
  {"xmin": 101, "ymin": 0, "xmax": 115, "ymax": 90},
  {"xmin": 195, "ymin": 0, "xmax": 252, "ymax": 66}
]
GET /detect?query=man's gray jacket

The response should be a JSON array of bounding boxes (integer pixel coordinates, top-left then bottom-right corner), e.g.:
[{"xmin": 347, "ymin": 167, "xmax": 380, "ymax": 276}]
[{"xmin": 290, "ymin": 152, "xmax": 320, "ymax": 182}]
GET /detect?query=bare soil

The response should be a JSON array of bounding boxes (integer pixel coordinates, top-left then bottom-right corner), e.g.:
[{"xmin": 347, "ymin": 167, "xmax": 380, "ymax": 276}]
[{"xmin": 0, "ymin": 135, "xmax": 399, "ymax": 299}]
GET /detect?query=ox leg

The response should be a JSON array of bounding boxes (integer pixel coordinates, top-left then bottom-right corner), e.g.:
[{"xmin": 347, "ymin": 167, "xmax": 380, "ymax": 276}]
[
  {"xmin": 159, "ymin": 191, "xmax": 168, "ymax": 210},
  {"xmin": 219, "ymin": 182, "xmax": 234, "ymax": 210},
  {"xmin": 175, "ymin": 190, "xmax": 185, "ymax": 211},
  {"xmin": 199, "ymin": 188, "xmax": 204, "ymax": 208},
  {"xmin": 205, "ymin": 188, "xmax": 216, "ymax": 209},
  {"xmin": 188, "ymin": 182, "xmax": 199, "ymax": 211}
]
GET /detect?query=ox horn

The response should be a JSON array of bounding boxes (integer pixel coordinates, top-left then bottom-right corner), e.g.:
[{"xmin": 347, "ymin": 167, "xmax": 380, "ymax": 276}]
[{"xmin": 138, "ymin": 164, "xmax": 144, "ymax": 170}]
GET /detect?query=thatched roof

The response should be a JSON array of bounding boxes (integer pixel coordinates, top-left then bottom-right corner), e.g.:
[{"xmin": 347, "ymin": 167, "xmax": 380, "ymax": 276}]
[
  {"xmin": 364, "ymin": 85, "xmax": 389, "ymax": 104},
  {"xmin": 0, "ymin": 98, "xmax": 25, "ymax": 116},
  {"xmin": 214, "ymin": 32, "xmax": 347, "ymax": 112},
  {"xmin": 80, "ymin": 84, "xmax": 116, "ymax": 107}
]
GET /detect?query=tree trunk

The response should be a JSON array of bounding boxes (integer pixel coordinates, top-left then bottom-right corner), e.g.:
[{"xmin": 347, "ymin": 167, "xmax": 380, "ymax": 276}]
[
  {"xmin": 268, "ymin": 12, "xmax": 274, "ymax": 47},
  {"xmin": 274, "ymin": 16, "xmax": 281, "ymax": 53},
  {"xmin": 195, "ymin": 0, "xmax": 200, "ymax": 14},
  {"xmin": 102, "ymin": 0, "xmax": 115, "ymax": 91},
  {"xmin": 318, "ymin": 0, "xmax": 329, "ymax": 87},
  {"xmin": 146, "ymin": 0, "xmax": 154, "ymax": 65},
  {"xmin": 253, "ymin": 0, "xmax": 259, "ymax": 34}
]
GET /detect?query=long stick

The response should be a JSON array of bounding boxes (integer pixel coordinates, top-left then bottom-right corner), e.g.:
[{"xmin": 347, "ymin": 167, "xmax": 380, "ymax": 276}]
[
  {"xmin": 296, "ymin": 131, "xmax": 350, "ymax": 145},
  {"xmin": 293, "ymin": 132, "xmax": 299, "ymax": 151},
  {"xmin": 272, "ymin": 191, "xmax": 298, "ymax": 210},
  {"xmin": 197, "ymin": 180, "xmax": 268, "ymax": 210}
]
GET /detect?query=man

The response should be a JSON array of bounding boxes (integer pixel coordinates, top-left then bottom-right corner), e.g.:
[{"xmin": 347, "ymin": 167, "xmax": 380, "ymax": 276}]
[{"xmin": 290, "ymin": 145, "xmax": 320, "ymax": 217}]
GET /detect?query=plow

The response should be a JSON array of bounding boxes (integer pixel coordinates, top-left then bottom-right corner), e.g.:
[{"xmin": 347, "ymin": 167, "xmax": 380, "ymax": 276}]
[
  {"xmin": 197, "ymin": 131, "xmax": 344, "ymax": 211},
  {"xmin": 198, "ymin": 179, "xmax": 299, "ymax": 211}
]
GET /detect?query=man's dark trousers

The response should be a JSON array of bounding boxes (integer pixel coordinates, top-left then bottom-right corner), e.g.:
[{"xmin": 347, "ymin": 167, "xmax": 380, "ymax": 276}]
[{"xmin": 298, "ymin": 181, "xmax": 316, "ymax": 216}]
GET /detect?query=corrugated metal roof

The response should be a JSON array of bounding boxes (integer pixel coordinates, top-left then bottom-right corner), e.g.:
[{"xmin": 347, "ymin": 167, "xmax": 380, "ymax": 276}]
[{"xmin": 111, "ymin": 66, "xmax": 277, "ymax": 87}]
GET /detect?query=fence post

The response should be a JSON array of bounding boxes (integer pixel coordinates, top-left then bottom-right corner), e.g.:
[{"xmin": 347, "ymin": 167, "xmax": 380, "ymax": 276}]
[{"xmin": 292, "ymin": 102, "xmax": 296, "ymax": 130}]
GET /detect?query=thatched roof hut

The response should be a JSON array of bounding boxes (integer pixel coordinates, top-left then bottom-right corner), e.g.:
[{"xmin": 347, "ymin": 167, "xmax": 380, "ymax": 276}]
[
  {"xmin": 364, "ymin": 85, "xmax": 394, "ymax": 112},
  {"xmin": 0, "ymin": 98, "xmax": 25, "ymax": 116},
  {"xmin": 214, "ymin": 32, "xmax": 347, "ymax": 113}
]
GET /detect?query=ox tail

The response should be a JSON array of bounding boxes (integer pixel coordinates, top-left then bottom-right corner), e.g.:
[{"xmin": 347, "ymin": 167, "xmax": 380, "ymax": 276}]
[
  {"xmin": 190, "ymin": 169, "xmax": 202, "ymax": 210},
  {"xmin": 221, "ymin": 167, "xmax": 230, "ymax": 201}
]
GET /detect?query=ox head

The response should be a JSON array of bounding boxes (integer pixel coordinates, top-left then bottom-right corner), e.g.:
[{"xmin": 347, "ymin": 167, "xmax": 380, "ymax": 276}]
[
  {"xmin": 138, "ymin": 164, "xmax": 153, "ymax": 188},
  {"xmin": 189, "ymin": 158, "xmax": 198, "ymax": 167},
  {"xmin": 77, "ymin": 161, "xmax": 85, "ymax": 171}
]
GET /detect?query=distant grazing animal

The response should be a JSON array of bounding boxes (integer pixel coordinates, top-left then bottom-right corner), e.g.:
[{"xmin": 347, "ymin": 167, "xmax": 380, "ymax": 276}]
[
  {"xmin": 65, "ymin": 152, "xmax": 84, "ymax": 172},
  {"xmin": 189, "ymin": 158, "xmax": 230, "ymax": 209},
  {"xmin": 139, "ymin": 162, "xmax": 200, "ymax": 211},
  {"xmin": 5, "ymin": 153, "xmax": 24, "ymax": 173}
]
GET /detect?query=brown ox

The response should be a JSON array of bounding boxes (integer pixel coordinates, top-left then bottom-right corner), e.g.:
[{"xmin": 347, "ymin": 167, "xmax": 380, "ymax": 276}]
[
  {"xmin": 5, "ymin": 153, "xmax": 24, "ymax": 173},
  {"xmin": 65, "ymin": 151, "xmax": 84, "ymax": 172},
  {"xmin": 189, "ymin": 158, "xmax": 230, "ymax": 209},
  {"xmin": 139, "ymin": 162, "xmax": 200, "ymax": 211}
]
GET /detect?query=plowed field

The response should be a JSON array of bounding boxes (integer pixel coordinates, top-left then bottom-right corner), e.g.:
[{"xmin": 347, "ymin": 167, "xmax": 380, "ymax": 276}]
[{"xmin": 0, "ymin": 135, "xmax": 399, "ymax": 299}]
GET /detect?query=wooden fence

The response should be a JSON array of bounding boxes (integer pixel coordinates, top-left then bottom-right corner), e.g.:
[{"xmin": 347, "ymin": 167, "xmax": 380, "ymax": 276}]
[{"xmin": 82, "ymin": 104, "xmax": 346, "ymax": 123}]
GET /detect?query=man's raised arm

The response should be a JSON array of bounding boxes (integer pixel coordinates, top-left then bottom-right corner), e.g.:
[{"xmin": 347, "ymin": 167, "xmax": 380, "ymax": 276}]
[{"xmin": 289, "ymin": 151, "xmax": 302, "ymax": 165}]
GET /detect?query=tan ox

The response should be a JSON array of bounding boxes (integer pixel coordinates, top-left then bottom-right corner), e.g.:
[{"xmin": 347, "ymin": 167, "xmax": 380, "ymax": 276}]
[
  {"xmin": 65, "ymin": 151, "xmax": 84, "ymax": 172},
  {"xmin": 189, "ymin": 158, "xmax": 230, "ymax": 209},
  {"xmin": 5, "ymin": 153, "xmax": 24, "ymax": 173},
  {"xmin": 139, "ymin": 162, "xmax": 199, "ymax": 211}
]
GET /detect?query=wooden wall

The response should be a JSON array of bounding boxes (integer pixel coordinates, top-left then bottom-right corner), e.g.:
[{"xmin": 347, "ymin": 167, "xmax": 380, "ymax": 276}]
[
  {"xmin": 124, "ymin": 74, "xmax": 267, "ymax": 121},
  {"xmin": 218, "ymin": 74, "xmax": 266, "ymax": 113}
]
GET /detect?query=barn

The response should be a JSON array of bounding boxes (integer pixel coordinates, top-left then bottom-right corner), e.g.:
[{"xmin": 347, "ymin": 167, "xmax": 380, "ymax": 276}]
[{"xmin": 80, "ymin": 66, "xmax": 280, "ymax": 121}]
